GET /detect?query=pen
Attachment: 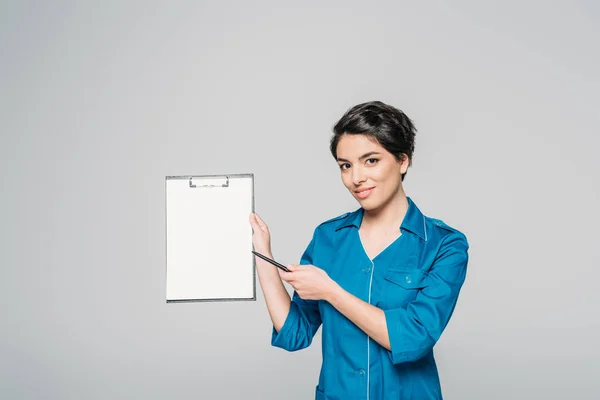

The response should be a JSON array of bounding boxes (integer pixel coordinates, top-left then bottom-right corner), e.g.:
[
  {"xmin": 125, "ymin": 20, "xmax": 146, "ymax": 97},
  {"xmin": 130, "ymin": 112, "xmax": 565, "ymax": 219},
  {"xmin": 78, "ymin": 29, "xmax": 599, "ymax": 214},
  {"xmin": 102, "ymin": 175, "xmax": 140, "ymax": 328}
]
[{"xmin": 251, "ymin": 250, "xmax": 291, "ymax": 272}]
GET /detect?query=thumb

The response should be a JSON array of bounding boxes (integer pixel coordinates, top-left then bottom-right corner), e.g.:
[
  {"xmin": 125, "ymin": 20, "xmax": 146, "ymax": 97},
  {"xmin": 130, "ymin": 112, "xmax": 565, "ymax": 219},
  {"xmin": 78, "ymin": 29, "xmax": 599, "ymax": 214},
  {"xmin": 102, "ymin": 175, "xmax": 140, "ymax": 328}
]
[
  {"xmin": 254, "ymin": 213, "xmax": 267, "ymax": 227},
  {"xmin": 286, "ymin": 264, "xmax": 298, "ymax": 272},
  {"xmin": 249, "ymin": 213, "xmax": 258, "ymax": 230}
]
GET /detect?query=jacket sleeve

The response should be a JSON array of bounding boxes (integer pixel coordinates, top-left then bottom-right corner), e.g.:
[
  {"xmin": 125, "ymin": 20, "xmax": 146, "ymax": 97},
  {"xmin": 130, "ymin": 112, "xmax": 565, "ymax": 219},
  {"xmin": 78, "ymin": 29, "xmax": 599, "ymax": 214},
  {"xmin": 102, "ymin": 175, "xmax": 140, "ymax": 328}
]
[
  {"xmin": 271, "ymin": 228, "xmax": 323, "ymax": 352},
  {"xmin": 384, "ymin": 230, "xmax": 469, "ymax": 364}
]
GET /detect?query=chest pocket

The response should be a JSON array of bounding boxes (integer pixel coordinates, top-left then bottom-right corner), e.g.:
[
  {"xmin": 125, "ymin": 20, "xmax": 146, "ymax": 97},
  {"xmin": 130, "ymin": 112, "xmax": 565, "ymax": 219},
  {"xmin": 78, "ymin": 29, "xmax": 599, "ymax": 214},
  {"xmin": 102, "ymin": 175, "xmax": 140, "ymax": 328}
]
[{"xmin": 382, "ymin": 267, "xmax": 429, "ymax": 308}]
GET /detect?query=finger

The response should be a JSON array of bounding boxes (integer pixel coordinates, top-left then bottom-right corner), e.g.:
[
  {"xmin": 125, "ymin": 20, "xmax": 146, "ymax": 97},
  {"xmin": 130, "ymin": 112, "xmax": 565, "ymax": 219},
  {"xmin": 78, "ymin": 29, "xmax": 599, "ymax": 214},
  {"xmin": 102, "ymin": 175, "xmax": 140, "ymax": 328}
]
[
  {"xmin": 288, "ymin": 265, "xmax": 305, "ymax": 275},
  {"xmin": 253, "ymin": 213, "xmax": 267, "ymax": 228},
  {"xmin": 249, "ymin": 214, "xmax": 260, "ymax": 229},
  {"xmin": 280, "ymin": 271, "xmax": 294, "ymax": 283},
  {"xmin": 290, "ymin": 264, "xmax": 309, "ymax": 272},
  {"xmin": 281, "ymin": 269, "xmax": 295, "ymax": 279}
]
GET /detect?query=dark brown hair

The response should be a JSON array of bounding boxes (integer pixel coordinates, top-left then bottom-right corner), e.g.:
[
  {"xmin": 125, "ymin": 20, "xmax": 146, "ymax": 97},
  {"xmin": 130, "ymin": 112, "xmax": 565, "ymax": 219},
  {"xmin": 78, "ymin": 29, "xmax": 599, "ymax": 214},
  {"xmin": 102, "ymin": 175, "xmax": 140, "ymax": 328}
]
[{"xmin": 330, "ymin": 101, "xmax": 417, "ymax": 181}]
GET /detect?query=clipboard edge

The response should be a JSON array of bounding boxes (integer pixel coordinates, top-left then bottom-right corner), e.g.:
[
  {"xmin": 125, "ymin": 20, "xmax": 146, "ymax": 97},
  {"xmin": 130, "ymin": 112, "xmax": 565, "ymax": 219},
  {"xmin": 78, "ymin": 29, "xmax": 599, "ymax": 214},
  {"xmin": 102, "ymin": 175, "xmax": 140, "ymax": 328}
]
[
  {"xmin": 166, "ymin": 296, "xmax": 257, "ymax": 303},
  {"xmin": 164, "ymin": 173, "xmax": 257, "ymax": 303},
  {"xmin": 165, "ymin": 173, "xmax": 254, "ymax": 180}
]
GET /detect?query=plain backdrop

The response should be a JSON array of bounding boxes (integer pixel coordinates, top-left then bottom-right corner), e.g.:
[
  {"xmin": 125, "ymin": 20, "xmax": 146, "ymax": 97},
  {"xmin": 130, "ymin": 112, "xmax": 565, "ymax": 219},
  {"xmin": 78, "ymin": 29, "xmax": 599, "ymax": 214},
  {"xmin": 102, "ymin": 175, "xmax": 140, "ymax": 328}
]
[{"xmin": 1, "ymin": 1, "xmax": 599, "ymax": 399}]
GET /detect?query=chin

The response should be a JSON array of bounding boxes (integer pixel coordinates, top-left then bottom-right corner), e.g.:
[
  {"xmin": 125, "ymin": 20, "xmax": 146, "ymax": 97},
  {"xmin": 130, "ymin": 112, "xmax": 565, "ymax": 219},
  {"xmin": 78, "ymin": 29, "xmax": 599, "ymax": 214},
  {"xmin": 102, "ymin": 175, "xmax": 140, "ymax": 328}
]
[
  {"xmin": 362, "ymin": 203, "xmax": 379, "ymax": 211},
  {"xmin": 356, "ymin": 198, "xmax": 377, "ymax": 210}
]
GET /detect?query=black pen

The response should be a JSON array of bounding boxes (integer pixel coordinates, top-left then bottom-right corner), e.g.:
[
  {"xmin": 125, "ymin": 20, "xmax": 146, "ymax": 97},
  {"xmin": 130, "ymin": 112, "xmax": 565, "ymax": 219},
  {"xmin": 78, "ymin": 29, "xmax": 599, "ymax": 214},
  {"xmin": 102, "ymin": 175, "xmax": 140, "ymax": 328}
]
[{"xmin": 251, "ymin": 250, "xmax": 291, "ymax": 272}]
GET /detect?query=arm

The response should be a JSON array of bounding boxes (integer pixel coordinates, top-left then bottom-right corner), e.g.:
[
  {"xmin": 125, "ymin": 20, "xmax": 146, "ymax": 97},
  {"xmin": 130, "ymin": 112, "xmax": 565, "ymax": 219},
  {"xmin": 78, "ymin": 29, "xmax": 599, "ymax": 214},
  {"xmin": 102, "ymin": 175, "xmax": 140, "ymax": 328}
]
[
  {"xmin": 325, "ymin": 284, "xmax": 392, "ymax": 350},
  {"xmin": 250, "ymin": 213, "xmax": 293, "ymax": 332},
  {"xmin": 251, "ymin": 213, "xmax": 323, "ymax": 352},
  {"xmin": 255, "ymin": 251, "xmax": 292, "ymax": 332},
  {"xmin": 326, "ymin": 231, "xmax": 469, "ymax": 363},
  {"xmin": 270, "ymin": 230, "xmax": 323, "ymax": 351}
]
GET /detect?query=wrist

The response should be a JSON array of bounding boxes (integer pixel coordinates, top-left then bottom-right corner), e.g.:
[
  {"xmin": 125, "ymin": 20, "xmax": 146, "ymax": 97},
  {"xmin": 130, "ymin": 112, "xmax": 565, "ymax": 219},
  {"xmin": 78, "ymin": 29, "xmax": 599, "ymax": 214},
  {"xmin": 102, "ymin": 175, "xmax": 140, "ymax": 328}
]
[
  {"xmin": 254, "ymin": 247, "xmax": 272, "ymax": 258},
  {"xmin": 325, "ymin": 279, "xmax": 342, "ymax": 303}
]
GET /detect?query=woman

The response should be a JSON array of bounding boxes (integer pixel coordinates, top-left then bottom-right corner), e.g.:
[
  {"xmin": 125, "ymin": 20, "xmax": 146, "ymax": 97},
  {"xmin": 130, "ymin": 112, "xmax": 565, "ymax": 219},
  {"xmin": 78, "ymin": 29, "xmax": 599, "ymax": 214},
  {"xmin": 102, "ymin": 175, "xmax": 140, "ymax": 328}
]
[{"xmin": 249, "ymin": 101, "xmax": 469, "ymax": 400}]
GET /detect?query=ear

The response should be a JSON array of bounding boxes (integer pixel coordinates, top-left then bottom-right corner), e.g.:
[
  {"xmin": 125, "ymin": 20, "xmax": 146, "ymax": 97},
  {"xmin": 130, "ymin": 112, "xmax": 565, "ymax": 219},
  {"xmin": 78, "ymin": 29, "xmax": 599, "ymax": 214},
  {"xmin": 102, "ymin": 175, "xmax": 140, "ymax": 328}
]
[{"xmin": 398, "ymin": 153, "xmax": 410, "ymax": 174}]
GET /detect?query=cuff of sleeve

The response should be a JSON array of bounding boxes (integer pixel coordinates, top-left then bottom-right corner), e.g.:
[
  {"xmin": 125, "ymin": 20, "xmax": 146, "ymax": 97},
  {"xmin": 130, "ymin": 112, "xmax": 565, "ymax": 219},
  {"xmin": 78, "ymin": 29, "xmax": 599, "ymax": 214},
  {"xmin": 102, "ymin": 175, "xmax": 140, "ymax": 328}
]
[
  {"xmin": 271, "ymin": 302, "xmax": 298, "ymax": 349},
  {"xmin": 384, "ymin": 307, "xmax": 405, "ymax": 363},
  {"xmin": 384, "ymin": 307, "xmax": 433, "ymax": 364}
]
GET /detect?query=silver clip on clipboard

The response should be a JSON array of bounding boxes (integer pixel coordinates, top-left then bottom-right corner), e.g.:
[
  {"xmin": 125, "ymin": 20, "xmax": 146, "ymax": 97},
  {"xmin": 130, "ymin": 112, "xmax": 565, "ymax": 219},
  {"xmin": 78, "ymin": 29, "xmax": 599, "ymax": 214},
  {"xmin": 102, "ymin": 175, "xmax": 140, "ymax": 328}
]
[{"xmin": 165, "ymin": 174, "xmax": 256, "ymax": 302}]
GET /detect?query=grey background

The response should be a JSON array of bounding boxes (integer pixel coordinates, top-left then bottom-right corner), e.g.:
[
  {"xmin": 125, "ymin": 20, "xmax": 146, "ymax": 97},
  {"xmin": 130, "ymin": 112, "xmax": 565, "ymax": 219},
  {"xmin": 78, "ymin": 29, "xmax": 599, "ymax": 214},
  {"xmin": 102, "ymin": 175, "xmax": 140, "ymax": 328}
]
[{"xmin": 1, "ymin": 1, "xmax": 598, "ymax": 399}]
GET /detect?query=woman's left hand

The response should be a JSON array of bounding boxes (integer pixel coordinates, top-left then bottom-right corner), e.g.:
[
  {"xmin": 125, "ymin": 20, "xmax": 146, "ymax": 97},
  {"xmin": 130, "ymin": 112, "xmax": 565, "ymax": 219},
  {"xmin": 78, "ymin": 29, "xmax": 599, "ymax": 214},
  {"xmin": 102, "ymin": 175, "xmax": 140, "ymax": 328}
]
[{"xmin": 279, "ymin": 264, "xmax": 337, "ymax": 301}]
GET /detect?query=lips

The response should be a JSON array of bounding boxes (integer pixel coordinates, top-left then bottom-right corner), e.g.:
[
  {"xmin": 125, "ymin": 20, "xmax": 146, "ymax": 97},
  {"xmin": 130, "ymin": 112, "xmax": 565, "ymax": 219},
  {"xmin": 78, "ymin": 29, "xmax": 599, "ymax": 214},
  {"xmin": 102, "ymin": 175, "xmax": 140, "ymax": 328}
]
[{"xmin": 355, "ymin": 187, "xmax": 375, "ymax": 199}]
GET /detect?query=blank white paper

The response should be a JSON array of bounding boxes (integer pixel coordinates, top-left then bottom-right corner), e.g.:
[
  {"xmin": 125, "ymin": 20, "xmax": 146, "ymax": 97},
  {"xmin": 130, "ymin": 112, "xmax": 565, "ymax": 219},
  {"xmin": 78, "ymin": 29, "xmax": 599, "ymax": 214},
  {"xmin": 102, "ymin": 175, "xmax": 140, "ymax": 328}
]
[{"xmin": 165, "ymin": 174, "xmax": 255, "ymax": 302}]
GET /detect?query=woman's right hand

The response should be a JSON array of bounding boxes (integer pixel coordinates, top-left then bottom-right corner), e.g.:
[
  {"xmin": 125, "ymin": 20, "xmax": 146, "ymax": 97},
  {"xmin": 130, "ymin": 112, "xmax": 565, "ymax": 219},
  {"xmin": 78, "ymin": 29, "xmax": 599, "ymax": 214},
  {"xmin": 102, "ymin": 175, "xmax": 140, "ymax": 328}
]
[
  {"xmin": 249, "ymin": 212, "xmax": 291, "ymax": 332},
  {"xmin": 249, "ymin": 212, "xmax": 272, "ymax": 255}
]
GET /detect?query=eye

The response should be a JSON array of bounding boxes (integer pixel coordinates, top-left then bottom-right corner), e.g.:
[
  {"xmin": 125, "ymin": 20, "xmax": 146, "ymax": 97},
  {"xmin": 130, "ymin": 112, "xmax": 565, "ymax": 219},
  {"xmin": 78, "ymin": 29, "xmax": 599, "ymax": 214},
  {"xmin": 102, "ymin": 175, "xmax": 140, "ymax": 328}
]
[
  {"xmin": 339, "ymin": 163, "xmax": 351, "ymax": 170},
  {"xmin": 366, "ymin": 158, "xmax": 379, "ymax": 165}
]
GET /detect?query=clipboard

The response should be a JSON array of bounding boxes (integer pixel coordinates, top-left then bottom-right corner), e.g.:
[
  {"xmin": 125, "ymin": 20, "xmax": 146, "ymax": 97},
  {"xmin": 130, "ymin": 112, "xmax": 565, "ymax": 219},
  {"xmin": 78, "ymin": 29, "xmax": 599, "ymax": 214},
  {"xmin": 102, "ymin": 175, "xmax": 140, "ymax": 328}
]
[{"xmin": 165, "ymin": 173, "xmax": 256, "ymax": 303}]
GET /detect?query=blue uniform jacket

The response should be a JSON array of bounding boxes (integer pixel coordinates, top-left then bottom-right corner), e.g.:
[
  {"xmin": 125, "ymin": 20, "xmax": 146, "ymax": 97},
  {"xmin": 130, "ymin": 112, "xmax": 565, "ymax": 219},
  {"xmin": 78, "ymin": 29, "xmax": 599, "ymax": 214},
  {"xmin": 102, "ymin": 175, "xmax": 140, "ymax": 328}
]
[{"xmin": 271, "ymin": 197, "xmax": 469, "ymax": 400}]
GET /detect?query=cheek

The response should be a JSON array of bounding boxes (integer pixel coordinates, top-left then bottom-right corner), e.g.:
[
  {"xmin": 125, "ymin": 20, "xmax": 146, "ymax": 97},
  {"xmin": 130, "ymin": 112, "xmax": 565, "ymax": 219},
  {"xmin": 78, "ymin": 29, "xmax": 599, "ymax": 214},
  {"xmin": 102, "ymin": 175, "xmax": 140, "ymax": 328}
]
[
  {"xmin": 341, "ymin": 173, "xmax": 352, "ymax": 188},
  {"xmin": 376, "ymin": 164, "xmax": 399, "ymax": 185},
  {"xmin": 371, "ymin": 166, "xmax": 386, "ymax": 182}
]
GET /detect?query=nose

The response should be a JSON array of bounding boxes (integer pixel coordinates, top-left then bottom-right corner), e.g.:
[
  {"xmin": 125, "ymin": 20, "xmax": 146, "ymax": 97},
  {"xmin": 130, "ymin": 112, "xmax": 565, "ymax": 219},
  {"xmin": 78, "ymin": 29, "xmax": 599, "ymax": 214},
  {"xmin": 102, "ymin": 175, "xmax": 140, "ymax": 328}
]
[{"xmin": 352, "ymin": 166, "xmax": 366, "ymax": 186}]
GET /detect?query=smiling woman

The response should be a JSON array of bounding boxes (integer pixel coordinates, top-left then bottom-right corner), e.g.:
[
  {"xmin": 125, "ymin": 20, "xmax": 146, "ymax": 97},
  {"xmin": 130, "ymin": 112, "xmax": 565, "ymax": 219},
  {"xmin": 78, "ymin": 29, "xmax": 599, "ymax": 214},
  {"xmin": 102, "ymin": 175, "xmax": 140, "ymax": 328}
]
[{"xmin": 249, "ymin": 101, "xmax": 470, "ymax": 400}]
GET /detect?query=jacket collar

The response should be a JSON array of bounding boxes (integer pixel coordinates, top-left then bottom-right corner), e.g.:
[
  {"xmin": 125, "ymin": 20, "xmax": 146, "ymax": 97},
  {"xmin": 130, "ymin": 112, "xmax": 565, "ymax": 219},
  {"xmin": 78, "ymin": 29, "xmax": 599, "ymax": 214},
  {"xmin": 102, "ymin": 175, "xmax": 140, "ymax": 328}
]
[{"xmin": 334, "ymin": 196, "xmax": 428, "ymax": 241}]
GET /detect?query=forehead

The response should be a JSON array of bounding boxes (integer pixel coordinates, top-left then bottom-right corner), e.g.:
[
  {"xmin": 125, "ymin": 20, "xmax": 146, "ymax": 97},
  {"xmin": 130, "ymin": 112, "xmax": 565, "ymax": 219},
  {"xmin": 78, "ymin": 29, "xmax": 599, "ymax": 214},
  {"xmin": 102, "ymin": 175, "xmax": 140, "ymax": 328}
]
[{"xmin": 336, "ymin": 134, "xmax": 385, "ymax": 156}]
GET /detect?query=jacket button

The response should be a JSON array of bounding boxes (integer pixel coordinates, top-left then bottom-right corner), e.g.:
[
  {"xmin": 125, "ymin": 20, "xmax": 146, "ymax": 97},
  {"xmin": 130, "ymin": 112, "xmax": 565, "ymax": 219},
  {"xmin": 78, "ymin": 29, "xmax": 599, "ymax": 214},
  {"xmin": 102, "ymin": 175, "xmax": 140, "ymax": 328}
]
[
  {"xmin": 362, "ymin": 266, "xmax": 371, "ymax": 273},
  {"xmin": 357, "ymin": 369, "xmax": 365, "ymax": 375},
  {"xmin": 405, "ymin": 275, "xmax": 412, "ymax": 284}
]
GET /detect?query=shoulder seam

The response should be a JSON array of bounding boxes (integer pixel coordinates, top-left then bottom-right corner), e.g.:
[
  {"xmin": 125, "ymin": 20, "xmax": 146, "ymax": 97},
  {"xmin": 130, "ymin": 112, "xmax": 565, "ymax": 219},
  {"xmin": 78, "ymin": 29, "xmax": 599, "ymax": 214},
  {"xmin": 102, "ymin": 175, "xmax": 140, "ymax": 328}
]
[
  {"xmin": 318, "ymin": 212, "xmax": 351, "ymax": 226},
  {"xmin": 427, "ymin": 217, "xmax": 458, "ymax": 233}
]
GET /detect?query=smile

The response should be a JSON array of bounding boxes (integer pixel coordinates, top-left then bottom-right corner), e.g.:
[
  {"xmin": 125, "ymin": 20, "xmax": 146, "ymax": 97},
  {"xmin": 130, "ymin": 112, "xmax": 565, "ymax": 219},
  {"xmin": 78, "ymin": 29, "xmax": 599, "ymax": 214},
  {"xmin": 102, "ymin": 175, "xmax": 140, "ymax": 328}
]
[{"xmin": 355, "ymin": 187, "xmax": 375, "ymax": 199}]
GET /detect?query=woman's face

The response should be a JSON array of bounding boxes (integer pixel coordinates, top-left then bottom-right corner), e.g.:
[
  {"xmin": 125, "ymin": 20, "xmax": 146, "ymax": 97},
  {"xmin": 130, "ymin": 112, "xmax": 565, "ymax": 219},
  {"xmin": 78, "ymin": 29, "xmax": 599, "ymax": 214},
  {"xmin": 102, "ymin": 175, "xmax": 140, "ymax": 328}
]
[{"xmin": 335, "ymin": 134, "xmax": 408, "ymax": 211}]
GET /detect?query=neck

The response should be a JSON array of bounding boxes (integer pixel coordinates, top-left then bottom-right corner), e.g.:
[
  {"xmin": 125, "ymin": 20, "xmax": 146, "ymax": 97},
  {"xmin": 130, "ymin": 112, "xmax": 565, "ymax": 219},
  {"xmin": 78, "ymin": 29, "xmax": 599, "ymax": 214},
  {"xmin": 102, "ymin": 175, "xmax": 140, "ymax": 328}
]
[{"xmin": 362, "ymin": 188, "xmax": 409, "ymax": 231}]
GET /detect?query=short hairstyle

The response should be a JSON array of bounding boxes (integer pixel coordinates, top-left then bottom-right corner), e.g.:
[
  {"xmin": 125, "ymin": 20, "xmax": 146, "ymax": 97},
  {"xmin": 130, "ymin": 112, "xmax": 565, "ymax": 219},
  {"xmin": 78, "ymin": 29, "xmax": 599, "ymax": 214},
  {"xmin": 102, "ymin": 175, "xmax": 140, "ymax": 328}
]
[{"xmin": 330, "ymin": 101, "xmax": 417, "ymax": 181}]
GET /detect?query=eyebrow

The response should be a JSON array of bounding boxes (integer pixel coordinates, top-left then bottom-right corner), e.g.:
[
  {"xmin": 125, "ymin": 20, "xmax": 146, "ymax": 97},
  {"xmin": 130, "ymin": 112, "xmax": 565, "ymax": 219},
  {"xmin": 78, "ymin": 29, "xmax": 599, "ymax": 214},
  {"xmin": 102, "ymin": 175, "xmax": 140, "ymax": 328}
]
[{"xmin": 336, "ymin": 151, "xmax": 381, "ymax": 163}]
